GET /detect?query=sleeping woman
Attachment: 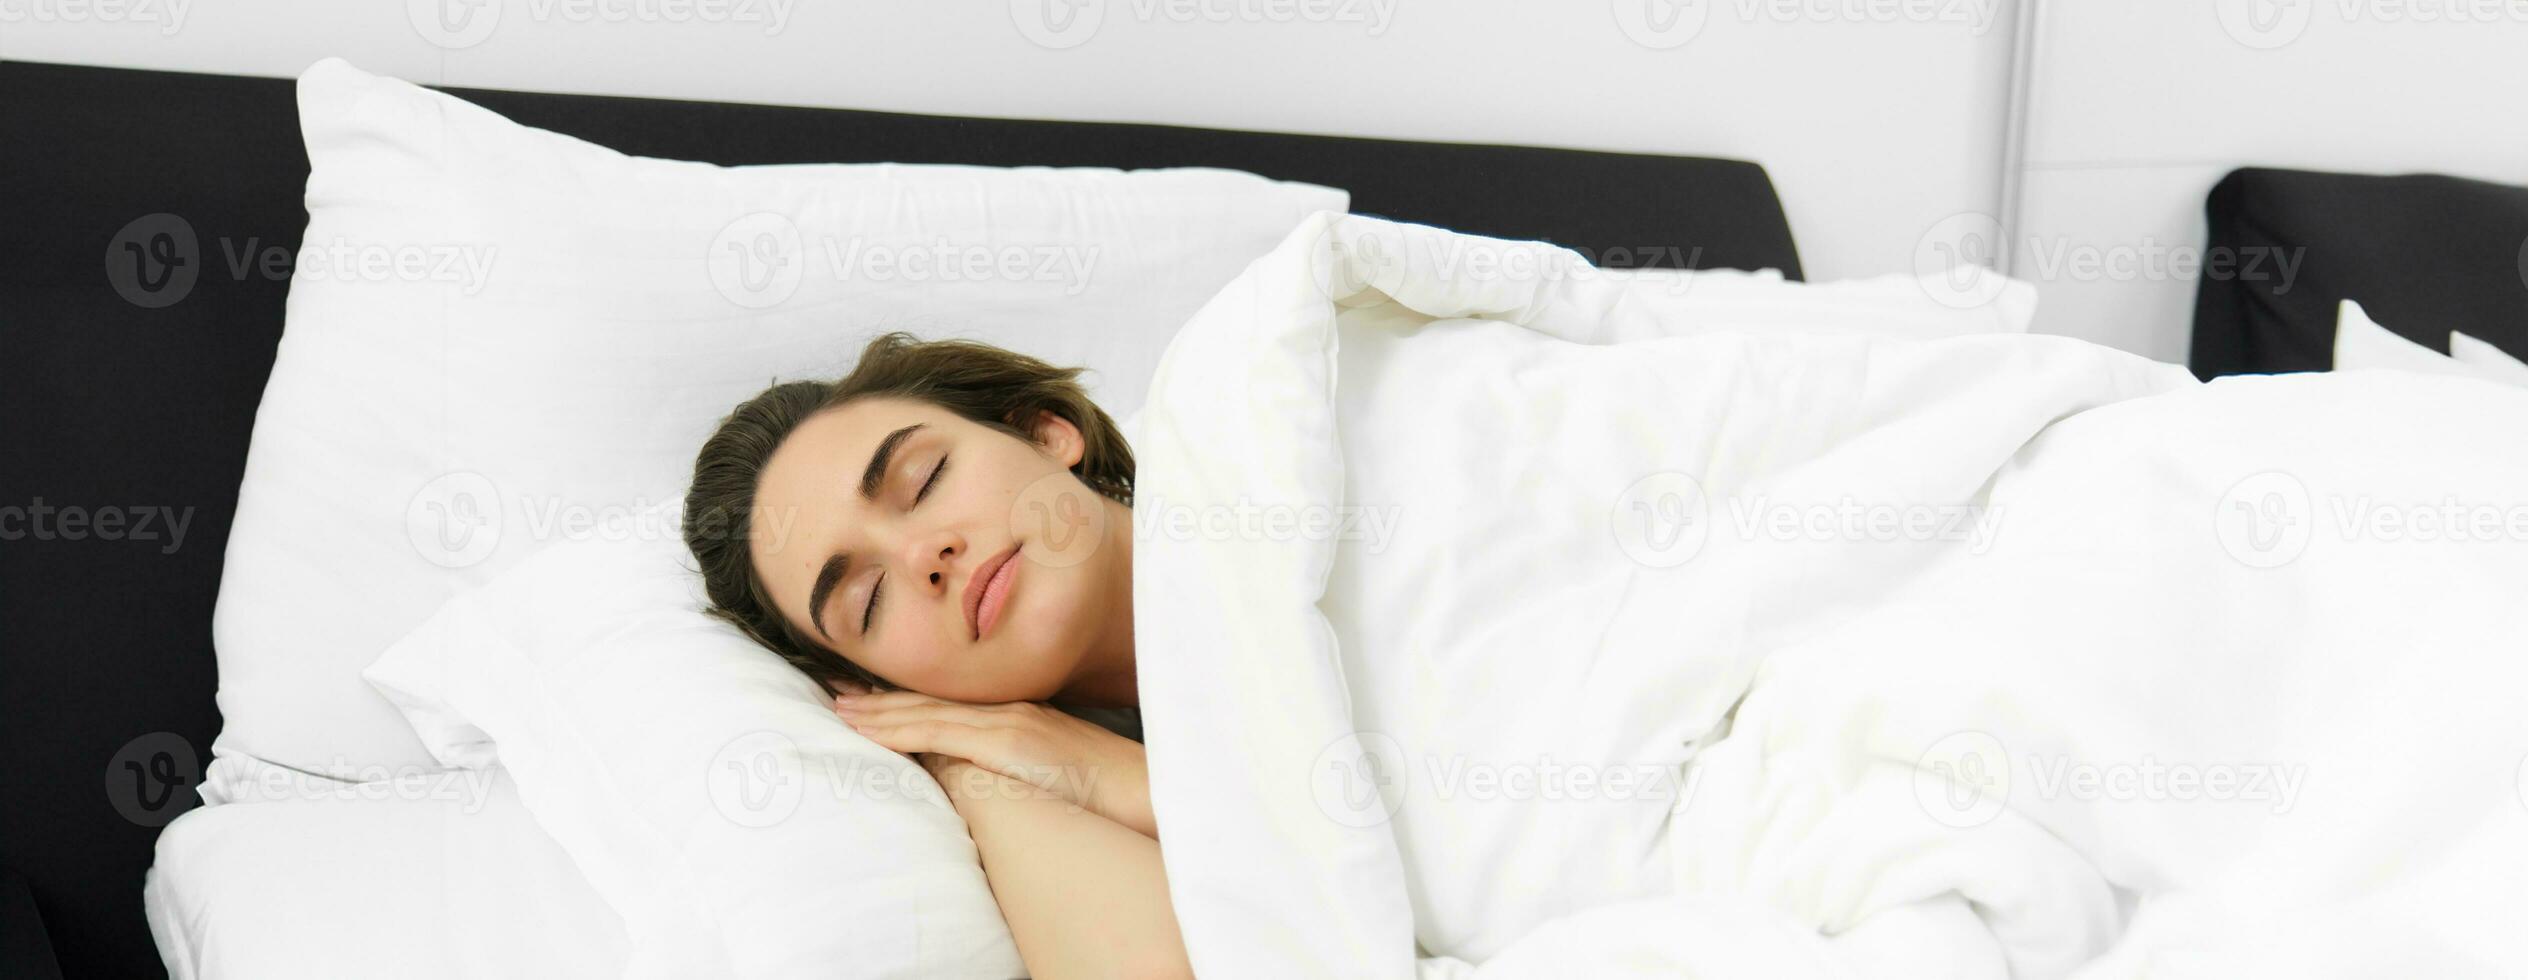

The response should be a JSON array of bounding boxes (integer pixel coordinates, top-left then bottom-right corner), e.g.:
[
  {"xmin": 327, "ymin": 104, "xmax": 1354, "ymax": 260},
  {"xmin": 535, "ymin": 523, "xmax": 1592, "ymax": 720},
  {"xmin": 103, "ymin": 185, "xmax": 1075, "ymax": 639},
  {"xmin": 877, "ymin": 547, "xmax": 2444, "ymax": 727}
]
[{"xmin": 681, "ymin": 332, "xmax": 1187, "ymax": 979}]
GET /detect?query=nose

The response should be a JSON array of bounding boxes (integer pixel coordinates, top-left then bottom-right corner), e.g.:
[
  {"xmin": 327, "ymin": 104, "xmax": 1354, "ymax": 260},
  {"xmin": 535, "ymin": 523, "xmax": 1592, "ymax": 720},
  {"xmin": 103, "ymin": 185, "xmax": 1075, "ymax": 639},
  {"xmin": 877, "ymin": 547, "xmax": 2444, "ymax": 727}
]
[{"xmin": 901, "ymin": 525, "xmax": 962, "ymax": 596}]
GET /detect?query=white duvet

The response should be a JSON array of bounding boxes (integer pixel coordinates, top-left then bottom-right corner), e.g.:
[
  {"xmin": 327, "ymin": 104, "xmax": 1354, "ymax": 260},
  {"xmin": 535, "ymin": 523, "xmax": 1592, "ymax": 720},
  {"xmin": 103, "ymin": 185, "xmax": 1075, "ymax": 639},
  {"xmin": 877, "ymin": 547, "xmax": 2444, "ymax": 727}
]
[{"xmin": 1131, "ymin": 214, "xmax": 2528, "ymax": 978}]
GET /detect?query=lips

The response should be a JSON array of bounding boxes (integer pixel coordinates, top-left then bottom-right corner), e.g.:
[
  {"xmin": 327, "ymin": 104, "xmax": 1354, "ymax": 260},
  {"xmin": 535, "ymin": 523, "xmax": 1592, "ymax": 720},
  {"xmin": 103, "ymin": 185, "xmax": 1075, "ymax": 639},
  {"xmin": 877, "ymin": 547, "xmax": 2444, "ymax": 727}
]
[{"xmin": 962, "ymin": 544, "xmax": 1021, "ymax": 641}]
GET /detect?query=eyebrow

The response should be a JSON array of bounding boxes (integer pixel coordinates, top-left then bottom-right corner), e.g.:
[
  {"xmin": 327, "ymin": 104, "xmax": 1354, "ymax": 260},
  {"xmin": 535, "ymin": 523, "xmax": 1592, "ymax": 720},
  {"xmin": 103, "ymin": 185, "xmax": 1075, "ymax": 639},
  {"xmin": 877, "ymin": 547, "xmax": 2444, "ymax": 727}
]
[{"xmin": 808, "ymin": 422, "xmax": 926, "ymax": 640}]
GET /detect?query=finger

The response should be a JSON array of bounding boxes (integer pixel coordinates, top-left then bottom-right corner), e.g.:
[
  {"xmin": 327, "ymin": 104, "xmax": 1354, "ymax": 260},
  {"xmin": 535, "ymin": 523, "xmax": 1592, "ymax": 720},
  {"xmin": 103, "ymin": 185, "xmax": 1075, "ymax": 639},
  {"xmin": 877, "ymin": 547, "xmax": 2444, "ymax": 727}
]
[
  {"xmin": 831, "ymin": 677, "xmax": 875, "ymax": 697},
  {"xmin": 850, "ymin": 719, "xmax": 996, "ymax": 763},
  {"xmin": 840, "ymin": 701, "xmax": 1019, "ymax": 731},
  {"xmin": 838, "ymin": 690, "xmax": 1016, "ymax": 715}
]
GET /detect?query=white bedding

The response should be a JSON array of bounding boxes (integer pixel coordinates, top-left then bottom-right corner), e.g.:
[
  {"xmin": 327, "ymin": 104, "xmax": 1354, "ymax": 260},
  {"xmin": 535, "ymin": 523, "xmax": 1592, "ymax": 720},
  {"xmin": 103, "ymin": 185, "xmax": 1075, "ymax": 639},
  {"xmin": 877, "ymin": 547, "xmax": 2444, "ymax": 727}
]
[
  {"xmin": 1132, "ymin": 215, "xmax": 2528, "ymax": 978},
  {"xmin": 147, "ymin": 766, "xmax": 627, "ymax": 980}
]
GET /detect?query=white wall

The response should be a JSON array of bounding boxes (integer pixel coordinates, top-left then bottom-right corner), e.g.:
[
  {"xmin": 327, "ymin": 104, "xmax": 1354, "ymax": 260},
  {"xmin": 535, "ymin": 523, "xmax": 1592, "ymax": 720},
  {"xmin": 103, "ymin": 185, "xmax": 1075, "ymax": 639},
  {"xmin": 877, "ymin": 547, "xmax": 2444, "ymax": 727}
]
[
  {"xmin": 1, "ymin": 0, "xmax": 2020, "ymax": 286},
  {"xmin": 28, "ymin": 1, "xmax": 2516, "ymax": 364},
  {"xmin": 2008, "ymin": 0, "xmax": 2528, "ymax": 362}
]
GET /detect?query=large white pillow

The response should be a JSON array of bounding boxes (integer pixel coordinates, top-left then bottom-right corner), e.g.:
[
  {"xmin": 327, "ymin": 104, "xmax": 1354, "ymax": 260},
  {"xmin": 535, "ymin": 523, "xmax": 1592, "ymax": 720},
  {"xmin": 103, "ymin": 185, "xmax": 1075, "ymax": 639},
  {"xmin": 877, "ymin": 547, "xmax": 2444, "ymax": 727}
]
[
  {"xmin": 2450, "ymin": 330, "xmax": 2528, "ymax": 387},
  {"xmin": 147, "ymin": 768, "xmax": 628, "ymax": 980},
  {"xmin": 2335, "ymin": 299, "xmax": 2528, "ymax": 389},
  {"xmin": 209, "ymin": 57, "xmax": 1345, "ymax": 788},
  {"xmin": 362, "ymin": 522, "xmax": 1022, "ymax": 980}
]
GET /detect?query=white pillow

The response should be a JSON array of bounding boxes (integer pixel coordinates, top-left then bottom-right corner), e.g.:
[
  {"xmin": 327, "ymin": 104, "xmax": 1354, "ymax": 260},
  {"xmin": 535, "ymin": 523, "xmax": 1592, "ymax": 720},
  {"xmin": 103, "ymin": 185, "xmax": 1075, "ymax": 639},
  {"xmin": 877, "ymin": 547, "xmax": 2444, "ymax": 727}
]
[
  {"xmin": 209, "ymin": 57, "xmax": 1345, "ymax": 788},
  {"xmin": 2335, "ymin": 299, "xmax": 2528, "ymax": 389},
  {"xmin": 2451, "ymin": 330, "xmax": 2528, "ymax": 387},
  {"xmin": 147, "ymin": 768, "xmax": 629, "ymax": 980},
  {"xmin": 363, "ymin": 521, "xmax": 1022, "ymax": 979}
]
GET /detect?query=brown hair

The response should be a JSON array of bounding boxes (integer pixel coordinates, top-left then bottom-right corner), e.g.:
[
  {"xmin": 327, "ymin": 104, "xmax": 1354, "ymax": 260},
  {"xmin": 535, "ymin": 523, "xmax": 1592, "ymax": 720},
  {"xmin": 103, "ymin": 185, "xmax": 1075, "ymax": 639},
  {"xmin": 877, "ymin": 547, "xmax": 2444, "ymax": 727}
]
[{"xmin": 682, "ymin": 332, "xmax": 1134, "ymax": 695}]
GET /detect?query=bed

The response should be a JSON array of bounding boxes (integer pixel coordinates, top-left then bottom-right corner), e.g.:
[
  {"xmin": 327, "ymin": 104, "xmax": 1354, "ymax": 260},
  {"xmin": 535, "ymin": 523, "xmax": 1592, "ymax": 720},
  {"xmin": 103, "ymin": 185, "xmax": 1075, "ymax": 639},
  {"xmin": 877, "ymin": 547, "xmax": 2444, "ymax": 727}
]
[
  {"xmin": 0, "ymin": 59, "xmax": 1804, "ymax": 980},
  {"xmin": 2187, "ymin": 166, "xmax": 2528, "ymax": 379}
]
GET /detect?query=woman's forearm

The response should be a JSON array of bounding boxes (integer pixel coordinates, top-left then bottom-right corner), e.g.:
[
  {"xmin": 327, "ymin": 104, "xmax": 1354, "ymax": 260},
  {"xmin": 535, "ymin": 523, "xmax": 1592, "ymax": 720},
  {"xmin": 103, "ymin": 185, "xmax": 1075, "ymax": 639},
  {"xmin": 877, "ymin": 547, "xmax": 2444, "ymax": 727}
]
[{"xmin": 933, "ymin": 759, "xmax": 1193, "ymax": 980}]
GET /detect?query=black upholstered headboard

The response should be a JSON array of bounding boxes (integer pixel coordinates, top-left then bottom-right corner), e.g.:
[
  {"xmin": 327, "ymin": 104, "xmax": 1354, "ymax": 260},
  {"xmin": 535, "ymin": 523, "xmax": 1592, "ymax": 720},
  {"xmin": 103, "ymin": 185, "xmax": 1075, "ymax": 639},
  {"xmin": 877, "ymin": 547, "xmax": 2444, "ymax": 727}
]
[
  {"xmin": 0, "ymin": 59, "xmax": 1799, "ymax": 980},
  {"xmin": 2189, "ymin": 166, "xmax": 2528, "ymax": 380}
]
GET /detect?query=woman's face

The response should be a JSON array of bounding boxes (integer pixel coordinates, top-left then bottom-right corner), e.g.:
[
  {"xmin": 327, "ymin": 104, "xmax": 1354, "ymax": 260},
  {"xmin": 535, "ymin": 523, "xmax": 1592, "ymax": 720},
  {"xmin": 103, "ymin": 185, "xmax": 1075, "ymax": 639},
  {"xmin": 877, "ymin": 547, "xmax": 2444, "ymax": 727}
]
[{"xmin": 748, "ymin": 396, "xmax": 1127, "ymax": 703}]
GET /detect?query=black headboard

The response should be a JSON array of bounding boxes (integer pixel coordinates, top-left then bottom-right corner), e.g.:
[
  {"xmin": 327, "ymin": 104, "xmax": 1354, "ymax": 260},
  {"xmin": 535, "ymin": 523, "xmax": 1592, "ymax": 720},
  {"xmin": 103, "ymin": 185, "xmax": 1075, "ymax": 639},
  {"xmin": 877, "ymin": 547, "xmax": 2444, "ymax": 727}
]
[
  {"xmin": 2189, "ymin": 166, "xmax": 2528, "ymax": 379},
  {"xmin": 0, "ymin": 59, "xmax": 1798, "ymax": 980}
]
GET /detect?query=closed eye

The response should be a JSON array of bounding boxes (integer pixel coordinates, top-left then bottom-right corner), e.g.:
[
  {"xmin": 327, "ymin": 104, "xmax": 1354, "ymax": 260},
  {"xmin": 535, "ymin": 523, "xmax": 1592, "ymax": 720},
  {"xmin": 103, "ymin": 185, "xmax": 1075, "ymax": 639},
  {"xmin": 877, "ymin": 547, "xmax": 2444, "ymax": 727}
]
[
  {"xmin": 915, "ymin": 453, "xmax": 948, "ymax": 504},
  {"xmin": 861, "ymin": 575, "xmax": 881, "ymax": 635},
  {"xmin": 863, "ymin": 454, "xmax": 947, "ymax": 636}
]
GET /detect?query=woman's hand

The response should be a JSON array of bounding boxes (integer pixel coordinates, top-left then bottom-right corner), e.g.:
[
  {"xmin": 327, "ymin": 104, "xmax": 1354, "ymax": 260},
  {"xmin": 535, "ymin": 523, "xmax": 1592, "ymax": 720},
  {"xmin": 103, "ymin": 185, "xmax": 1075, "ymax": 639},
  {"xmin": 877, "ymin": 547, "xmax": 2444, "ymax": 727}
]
[{"xmin": 831, "ymin": 685, "xmax": 1156, "ymax": 839}]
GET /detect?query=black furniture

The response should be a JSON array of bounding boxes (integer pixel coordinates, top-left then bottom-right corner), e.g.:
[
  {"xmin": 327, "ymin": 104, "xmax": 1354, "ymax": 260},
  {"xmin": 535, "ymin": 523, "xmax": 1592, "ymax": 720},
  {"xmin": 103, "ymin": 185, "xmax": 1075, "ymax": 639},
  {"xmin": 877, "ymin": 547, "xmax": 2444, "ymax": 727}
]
[
  {"xmin": 0, "ymin": 59, "xmax": 1801, "ymax": 980},
  {"xmin": 2189, "ymin": 166, "xmax": 2528, "ymax": 379}
]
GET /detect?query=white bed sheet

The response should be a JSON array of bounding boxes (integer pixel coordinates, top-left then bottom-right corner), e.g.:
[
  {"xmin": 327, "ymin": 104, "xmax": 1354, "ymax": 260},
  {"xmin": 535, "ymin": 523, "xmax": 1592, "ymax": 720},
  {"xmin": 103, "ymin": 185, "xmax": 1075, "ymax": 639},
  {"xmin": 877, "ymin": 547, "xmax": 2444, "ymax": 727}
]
[{"xmin": 147, "ymin": 765, "xmax": 627, "ymax": 980}]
